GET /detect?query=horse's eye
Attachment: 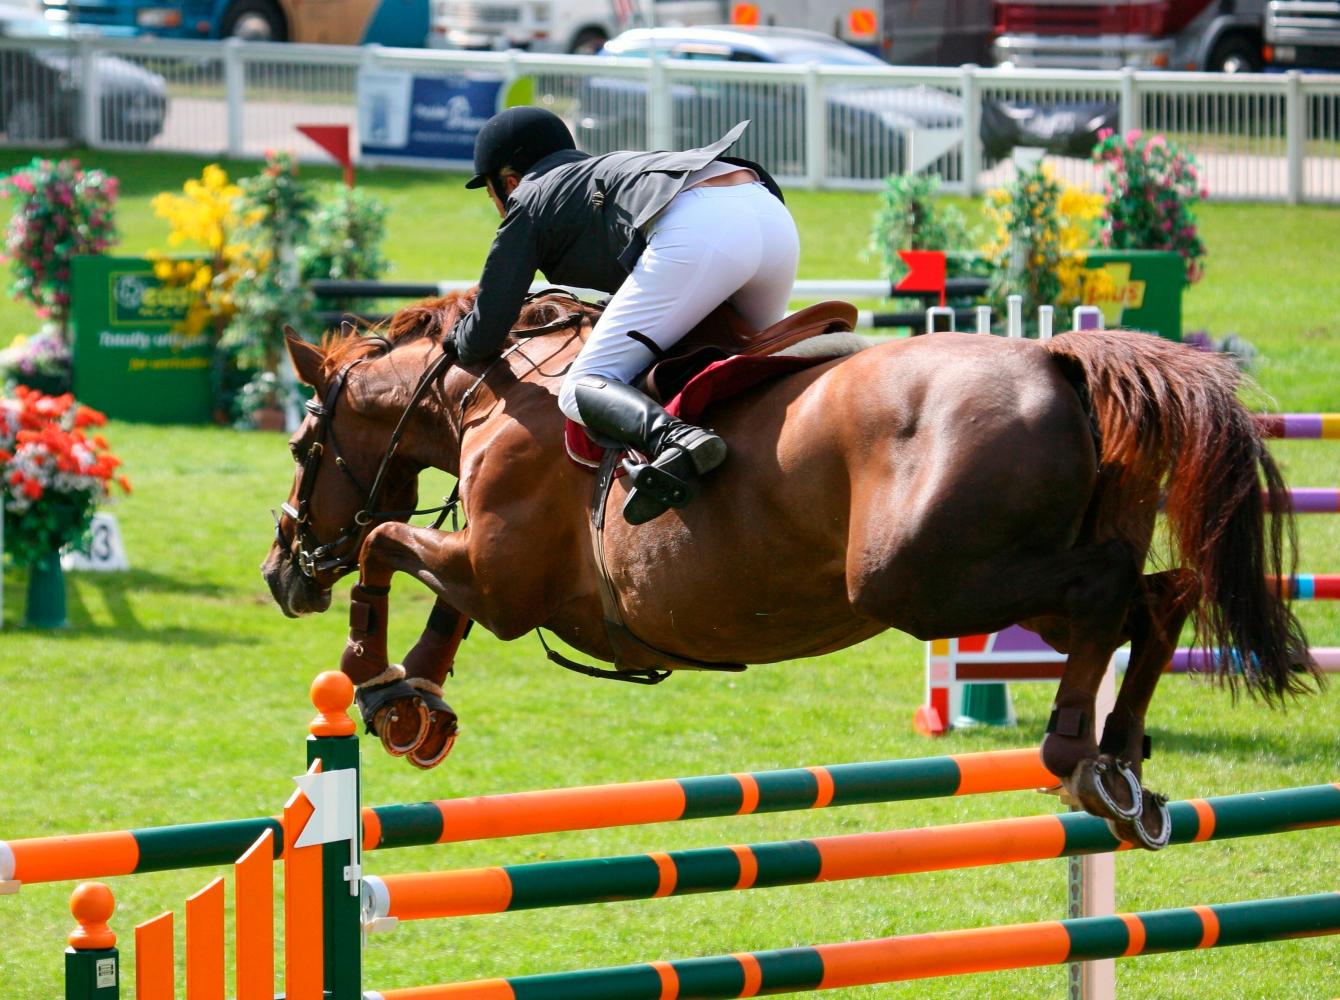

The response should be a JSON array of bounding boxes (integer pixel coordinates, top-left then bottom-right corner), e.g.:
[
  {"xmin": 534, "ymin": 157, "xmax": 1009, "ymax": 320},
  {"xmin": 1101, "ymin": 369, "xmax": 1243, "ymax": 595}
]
[{"xmin": 289, "ymin": 442, "xmax": 302, "ymax": 459}]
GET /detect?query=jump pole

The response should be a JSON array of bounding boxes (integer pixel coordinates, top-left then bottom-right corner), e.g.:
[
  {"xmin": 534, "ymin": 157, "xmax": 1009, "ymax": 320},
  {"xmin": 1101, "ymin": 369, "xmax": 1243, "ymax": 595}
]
[
  {"xmin": 358, "ymin": 780, "xmax": 1340, "ymax": 925},
  {"xmin": 363, "ymin": 892, "xmax": 1340, "ymax": 999},
  {"xmin": 0, "ymin": 749, "xmax": 1056, "ymax": 890}
]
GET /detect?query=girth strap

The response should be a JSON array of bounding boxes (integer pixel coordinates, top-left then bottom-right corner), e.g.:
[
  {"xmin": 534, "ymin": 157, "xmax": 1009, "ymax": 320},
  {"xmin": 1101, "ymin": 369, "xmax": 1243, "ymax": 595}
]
[{"xmin": 580, "ymin": 447, "xmax": 748, "ymax": 677}]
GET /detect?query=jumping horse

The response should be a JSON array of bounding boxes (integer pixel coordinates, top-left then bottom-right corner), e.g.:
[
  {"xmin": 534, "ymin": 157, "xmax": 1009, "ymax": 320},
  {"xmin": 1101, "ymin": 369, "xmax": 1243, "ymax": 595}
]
[{"xmin": 263, "ymin": 291, "xmax": 1318, "ymax": 851}]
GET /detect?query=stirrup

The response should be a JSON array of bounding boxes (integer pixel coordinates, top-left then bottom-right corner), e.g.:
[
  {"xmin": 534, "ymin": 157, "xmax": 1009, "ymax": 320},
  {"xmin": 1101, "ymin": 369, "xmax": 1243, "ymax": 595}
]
[{"xmin": 621, "ymin": 453, "xmax": 696, "ymax": 525}]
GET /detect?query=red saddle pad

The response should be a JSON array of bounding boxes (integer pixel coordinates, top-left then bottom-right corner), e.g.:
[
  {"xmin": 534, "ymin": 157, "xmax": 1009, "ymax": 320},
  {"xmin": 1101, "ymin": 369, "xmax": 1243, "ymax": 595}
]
[{"xmin": 564, "ymin": 353, "xmax": 831, "ymax": 469}]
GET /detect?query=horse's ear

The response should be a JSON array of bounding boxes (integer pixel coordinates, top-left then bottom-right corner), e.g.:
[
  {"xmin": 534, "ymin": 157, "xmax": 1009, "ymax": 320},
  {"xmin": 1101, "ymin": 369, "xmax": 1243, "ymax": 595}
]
[{"xmin": 285, "ymin": 327, "xmax": 324, "ymax": 389}]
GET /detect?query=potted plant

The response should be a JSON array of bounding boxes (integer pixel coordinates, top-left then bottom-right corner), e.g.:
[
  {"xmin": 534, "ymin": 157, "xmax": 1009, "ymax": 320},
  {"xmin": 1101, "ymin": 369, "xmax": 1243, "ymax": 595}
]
[
  {"xmin": 1, "ymin": 158, "xmax": 119, "ymax": 394},
  {"xmin": 232, "ymin": 370, "xmax": 297, "ymax": 431},
  {"xmin": 0, "ymin": 386, "xmax": 130, "ymax": 627},
  {"xmin": 0, "ymin": 325, "xmax": 73, "ymax": 397}
]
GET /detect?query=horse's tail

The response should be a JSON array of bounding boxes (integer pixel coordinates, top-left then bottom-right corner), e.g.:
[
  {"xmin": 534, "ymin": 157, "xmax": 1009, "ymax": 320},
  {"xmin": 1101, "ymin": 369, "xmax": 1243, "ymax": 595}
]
[{"xmin": 1042, "ymin": 330, "xmax": 1318, "ymax": 702}]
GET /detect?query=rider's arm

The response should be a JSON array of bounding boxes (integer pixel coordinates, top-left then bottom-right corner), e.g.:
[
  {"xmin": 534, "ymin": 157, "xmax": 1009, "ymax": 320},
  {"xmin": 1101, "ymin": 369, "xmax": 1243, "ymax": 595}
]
[{"xmin": 451, "ymin": 202, "xmax": 540, "ymax": 364}]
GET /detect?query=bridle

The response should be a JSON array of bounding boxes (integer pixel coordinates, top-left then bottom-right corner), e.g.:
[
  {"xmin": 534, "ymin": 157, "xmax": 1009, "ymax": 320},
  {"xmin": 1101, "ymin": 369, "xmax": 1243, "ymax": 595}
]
[
  {"xmin": 277, "ymin": 345, "xmax": 460, "ymax": 580},
  {"xmin": 276, "ymin": 294, "xmax": 590, "ymax": 581}
]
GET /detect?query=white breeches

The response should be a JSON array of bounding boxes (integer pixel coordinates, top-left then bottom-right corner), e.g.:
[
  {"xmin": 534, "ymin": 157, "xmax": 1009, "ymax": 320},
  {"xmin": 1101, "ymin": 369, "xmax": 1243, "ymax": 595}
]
[{"xmin": 557, "ymin": 182, "xmax": 800, "ymax": 423}]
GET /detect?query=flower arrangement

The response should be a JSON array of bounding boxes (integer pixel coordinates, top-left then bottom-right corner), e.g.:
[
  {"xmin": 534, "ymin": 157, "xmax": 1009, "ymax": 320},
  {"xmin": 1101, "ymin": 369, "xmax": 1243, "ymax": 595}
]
[
  {"xmin": 0, "ymin": 158, "xmax": 119, "ymax": 340},
  {"xmin": 1093, "ymin": 129, "xmax": 1207, "ymax": 283},
  {"xmin": 149, "ymin": 163, "xmax": 246, "ymax": 338},
  {"xmin": 979, "ymin": 161, "xmax": 1111, "ymax": 321},
  {"xmin": 0, "ymin": 327, "xmax": 72, "ymax": 393},
  {"xmin": 0, "ymin": 387, "xmax": 130, "ymax": 568},
  {"xmin": 224, "ymin": 150, "xmax": 319, "ymax": 376}
]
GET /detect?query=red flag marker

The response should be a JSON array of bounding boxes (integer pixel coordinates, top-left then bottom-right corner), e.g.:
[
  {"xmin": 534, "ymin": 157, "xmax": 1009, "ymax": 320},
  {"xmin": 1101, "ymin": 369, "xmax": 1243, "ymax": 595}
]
[
  {"xmin": 895, "ymin": 249, "xmax": 947, "ymax": 307},
  {"xmin": 297, "ymin": 124, "xmax": 354, "ymax": 188}
]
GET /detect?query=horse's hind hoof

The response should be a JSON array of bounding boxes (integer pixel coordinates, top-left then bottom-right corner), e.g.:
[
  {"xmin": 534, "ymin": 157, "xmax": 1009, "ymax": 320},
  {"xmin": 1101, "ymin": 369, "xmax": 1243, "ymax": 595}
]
[
  {"xmin": 1072, "ymin": 756, "xmax": 1142, "ymax": 822},
  {"xmin": 1106, "ymin": 790, "xmax": 1172, "ymax": 851}
]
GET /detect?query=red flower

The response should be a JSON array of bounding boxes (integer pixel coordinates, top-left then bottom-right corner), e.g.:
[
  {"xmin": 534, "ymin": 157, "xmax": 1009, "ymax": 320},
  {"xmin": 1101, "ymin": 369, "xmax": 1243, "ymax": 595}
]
[{"xmin": 22, "ymin": 480, "xmax": 43, "ymax": 500}]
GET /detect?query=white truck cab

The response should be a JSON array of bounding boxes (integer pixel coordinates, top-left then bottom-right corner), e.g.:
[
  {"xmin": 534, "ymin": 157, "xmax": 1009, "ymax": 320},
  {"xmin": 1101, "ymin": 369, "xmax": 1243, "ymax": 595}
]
[{"xmin": 431, "ymin": 0, "xmax": 725, "ymax": 54}]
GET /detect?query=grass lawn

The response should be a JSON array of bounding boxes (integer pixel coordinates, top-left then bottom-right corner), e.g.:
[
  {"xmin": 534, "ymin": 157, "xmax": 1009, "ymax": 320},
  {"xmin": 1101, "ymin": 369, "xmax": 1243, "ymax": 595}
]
[{"xmin": 0, "ymin": 148, "xmax": 1338, "ymax": 997}]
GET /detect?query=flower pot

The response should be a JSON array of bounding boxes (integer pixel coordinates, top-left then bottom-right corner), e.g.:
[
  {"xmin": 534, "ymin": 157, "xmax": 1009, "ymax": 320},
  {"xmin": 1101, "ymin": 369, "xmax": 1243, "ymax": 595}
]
[
  {"xmin": 24, "ymin": 550, "xmax": 68, "ymax": 628},
  {"xmin": 15, "ymin": 369, "xmax": 72, "ymax": 397},
  {"xmin": 251, "ymin": 406, "xmax": 287, "ymax": 431}
]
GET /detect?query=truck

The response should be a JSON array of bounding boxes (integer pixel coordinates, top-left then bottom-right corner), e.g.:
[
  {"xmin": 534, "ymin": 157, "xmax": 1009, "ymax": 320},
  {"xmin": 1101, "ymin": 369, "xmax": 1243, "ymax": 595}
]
[
  {"xmin": 1264, "ymin": 0, "xmax": 1340, "ymax": 69},
  {"xmin": 39, "ymin": 0, "xmax": 430, "ymax": 45},
  {"xmin": 991, "ymin": 0, "xmax": 1267, "ymax": 72},
  {"xmin": 727, "ymin": 0, "xmax": 994, "ymax": 65},
  {"xmin": 429, "ymin": 0, "xmax": 725, "ymax": 54}
]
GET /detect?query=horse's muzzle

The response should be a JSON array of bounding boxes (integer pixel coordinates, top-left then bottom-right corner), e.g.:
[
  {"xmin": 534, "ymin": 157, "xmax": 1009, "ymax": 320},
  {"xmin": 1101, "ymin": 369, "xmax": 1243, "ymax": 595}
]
[{"xmin": 262, "ymin": 543, "xmax": 333, "ymax": 617}]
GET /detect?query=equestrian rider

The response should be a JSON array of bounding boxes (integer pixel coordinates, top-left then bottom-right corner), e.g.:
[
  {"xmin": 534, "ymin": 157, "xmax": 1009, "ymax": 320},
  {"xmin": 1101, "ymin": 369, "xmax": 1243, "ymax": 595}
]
[{"xmin": 445, "ymin": 106, "xmax": 800, "ymax": 525}]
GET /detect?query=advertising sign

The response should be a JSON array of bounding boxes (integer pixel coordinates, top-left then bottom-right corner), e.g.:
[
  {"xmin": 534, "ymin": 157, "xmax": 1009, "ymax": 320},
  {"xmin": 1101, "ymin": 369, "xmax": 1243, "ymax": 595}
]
[
  {"xmin": 1081, "ymin": 250, "xmax": 1186, "ymax": 341},
  {"xmin": 71, "ymin": 256, "xmax": 213, "ymax": 424},
  {"xmin": 358, "ymin": 69, "xmax": 503, "ymax": 167}
]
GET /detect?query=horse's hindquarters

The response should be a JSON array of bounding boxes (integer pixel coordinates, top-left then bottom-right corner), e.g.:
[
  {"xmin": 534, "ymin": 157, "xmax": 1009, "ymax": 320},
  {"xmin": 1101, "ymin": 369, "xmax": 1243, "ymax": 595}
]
[
  {"xmin": 834, "ymin": 335, "xmax": 1100, "ymax": 640},
  {"xmin": 600, "ymin": 336, "xmax": 1100, "ymax": 662}
]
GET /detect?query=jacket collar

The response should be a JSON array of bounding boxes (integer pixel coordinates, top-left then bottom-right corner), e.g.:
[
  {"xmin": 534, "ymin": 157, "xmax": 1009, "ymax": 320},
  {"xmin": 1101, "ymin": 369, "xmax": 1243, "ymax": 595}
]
[{"xmin": 527, "ymin": 148, "xmax": 591, "ymax": 179}]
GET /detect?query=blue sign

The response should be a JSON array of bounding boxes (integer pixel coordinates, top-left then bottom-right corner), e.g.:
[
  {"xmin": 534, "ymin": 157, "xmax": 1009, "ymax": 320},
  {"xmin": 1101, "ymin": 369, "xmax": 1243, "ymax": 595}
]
[{"xmin": 359, "ymin": 70, "xmax": 502, "ymax": 165}]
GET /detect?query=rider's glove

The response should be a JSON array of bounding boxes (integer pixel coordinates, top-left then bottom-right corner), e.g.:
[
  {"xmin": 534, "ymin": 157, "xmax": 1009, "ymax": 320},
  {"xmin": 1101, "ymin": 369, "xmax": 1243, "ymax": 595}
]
[{"xmin": 441, "ymin": 335, "xmax": 460, "ymax": 362}]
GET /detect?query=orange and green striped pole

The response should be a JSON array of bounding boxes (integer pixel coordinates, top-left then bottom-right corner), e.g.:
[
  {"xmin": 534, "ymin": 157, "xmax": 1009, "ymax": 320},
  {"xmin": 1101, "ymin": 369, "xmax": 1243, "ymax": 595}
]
[
  {"xmin": 364, "ymin": 891, "xmax": 1340, "ymax": 1000},
  {"xmin": 361, "ymin": 783, "xmax": 1340, "ymax": 923},
  {"xmin": 1, "ymin": 748, "xmax": 1052, "ymax": 888}
]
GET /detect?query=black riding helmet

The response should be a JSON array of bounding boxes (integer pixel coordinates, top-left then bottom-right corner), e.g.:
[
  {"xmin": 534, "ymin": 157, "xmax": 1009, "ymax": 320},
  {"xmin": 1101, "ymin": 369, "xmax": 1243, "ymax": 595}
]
[{"xmin": 465, "ymin": 106, "xmax": 576, "ymax": 192}]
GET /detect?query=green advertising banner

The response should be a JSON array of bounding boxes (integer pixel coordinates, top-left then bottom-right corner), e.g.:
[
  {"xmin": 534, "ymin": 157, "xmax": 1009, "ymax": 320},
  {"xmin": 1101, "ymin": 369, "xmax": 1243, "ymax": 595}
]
[
  {"xmin": 1079, "ymin": 250, "xmax": 1186, "ymax": 341},
  {"xmin": 72, "ymin": 256, "xmax": 213, "ymax": 423}
]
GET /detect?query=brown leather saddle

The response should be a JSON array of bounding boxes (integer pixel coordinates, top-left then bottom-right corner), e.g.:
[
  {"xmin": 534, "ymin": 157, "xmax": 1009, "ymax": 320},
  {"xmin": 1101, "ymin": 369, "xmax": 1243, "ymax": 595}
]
[{"xmin": 639, "ymin": 299, "xmax": 859, "ymax": 404}]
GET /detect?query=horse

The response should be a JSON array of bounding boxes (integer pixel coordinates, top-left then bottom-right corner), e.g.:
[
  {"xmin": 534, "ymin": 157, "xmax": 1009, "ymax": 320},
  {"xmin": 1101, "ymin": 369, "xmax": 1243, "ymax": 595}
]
[{"xmin": 262, "ymin": 290, "xmax": 1318, "ymax": 851}]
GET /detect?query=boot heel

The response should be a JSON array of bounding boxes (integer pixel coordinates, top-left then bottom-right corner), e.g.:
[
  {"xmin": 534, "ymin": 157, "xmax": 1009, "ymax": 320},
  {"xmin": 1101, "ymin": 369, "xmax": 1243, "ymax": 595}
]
[{"xmin": 681, "ymin": 431, "xmax": 727, "ymax": 476}]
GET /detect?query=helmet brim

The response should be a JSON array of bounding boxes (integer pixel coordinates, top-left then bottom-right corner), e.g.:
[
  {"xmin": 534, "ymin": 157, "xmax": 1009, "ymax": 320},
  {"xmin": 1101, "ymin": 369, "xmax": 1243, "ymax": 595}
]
[{"xmin": 465, "ymin": 174, "xmax": 489, "ymax": 190}]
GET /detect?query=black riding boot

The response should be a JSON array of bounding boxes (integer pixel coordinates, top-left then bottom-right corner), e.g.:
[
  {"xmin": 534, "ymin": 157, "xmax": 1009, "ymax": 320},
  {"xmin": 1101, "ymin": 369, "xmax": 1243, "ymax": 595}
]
[{"xmin": 574, "ymin": 376, "xmax": 728, "ymax": 525}]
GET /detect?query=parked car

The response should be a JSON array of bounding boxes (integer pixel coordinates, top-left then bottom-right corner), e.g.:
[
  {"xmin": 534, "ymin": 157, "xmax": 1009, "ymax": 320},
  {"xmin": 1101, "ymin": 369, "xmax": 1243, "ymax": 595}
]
[
  {"xmin": 573, "ymin": 25, "xmax": 963, "ymax": 180},
  {"xmin": 0, "ymin": 3, "xmax": 168, "ymax": 144}
]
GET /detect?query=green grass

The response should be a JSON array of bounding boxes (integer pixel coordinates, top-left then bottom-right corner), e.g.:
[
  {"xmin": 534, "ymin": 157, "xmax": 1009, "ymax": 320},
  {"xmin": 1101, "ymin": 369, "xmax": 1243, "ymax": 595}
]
[{"xmin": 1, "ymin": 148, "xmax": 1338, "ymax": 997}]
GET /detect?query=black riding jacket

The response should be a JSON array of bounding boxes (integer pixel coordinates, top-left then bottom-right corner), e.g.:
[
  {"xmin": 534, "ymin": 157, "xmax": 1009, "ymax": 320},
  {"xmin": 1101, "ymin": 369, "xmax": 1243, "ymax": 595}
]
[{"xmin": 451, "ymin": 121, "xmax": 783, "ymax": 364}]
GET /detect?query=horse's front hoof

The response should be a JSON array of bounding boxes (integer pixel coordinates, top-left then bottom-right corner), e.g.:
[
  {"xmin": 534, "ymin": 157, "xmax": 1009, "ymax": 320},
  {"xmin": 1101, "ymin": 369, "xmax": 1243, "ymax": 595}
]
[
  {"xmin": 1071, "ymin": 756, "xmax": 1142, "ymax": 822},
  {"xmin": 405, "ymin": 681, "xmax": 459, "ymax": 770},
  {"xmin": 373, "ymin": 699, "xmax": 430, "ymax": 757},
  {"xmin": 355, "ymin": 669, "xmax": 431, "ymax": 757},
  {"xmin": 407, "ymin": 720, "xmax": 458, "ymax": 770}
]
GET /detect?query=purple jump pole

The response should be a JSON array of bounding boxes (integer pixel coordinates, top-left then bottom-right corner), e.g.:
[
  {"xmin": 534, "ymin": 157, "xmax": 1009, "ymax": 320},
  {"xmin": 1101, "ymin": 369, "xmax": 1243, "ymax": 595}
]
[{"xmin": 1254, "ymin": 413, "xmax": 1340, "ymax": 440}]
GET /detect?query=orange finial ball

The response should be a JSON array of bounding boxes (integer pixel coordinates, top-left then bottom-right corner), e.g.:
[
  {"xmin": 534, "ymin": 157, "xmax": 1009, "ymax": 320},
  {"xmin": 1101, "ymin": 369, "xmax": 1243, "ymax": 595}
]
[
  {"xmin": 69, "ymin": 882, "xmax": 117, "ymax": 950},
  {"xmin": 309, "ymin": 671, "xmax": 356, "ymax": 737}
]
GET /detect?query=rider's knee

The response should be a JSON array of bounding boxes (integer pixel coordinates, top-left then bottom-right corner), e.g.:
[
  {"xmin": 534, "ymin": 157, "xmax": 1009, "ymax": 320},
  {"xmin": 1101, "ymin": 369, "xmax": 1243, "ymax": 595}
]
[{"xmin": 556, "ymin": 373, "xmax": 584, "ymax": 424}]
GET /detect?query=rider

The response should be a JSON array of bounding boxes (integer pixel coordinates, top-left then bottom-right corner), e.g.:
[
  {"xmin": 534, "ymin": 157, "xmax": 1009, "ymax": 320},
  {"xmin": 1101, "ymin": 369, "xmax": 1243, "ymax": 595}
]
[{"xmin": 445, "ymin": 106, "xmax": 799, "ymax": 525}]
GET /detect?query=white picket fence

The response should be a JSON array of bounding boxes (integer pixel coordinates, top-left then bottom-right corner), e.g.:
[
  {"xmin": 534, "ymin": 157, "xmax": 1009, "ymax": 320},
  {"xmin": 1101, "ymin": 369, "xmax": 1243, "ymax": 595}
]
[{"xmin": 3, "ymin": 34, "xmax": 1340, "ymax": 202}]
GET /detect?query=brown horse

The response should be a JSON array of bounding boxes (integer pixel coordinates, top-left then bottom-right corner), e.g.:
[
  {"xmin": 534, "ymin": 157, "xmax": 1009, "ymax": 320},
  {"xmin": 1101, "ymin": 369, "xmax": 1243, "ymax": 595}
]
[{"xmin": 263, "ymin": 291, "xmax": 1317, "ymax": 850}]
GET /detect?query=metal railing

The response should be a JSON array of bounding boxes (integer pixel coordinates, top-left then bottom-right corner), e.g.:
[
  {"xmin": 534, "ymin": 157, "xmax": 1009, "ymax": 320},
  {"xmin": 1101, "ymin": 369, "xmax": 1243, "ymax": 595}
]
[{"xmin": 2, "ymin": 34, "xmax": 1339, "ymax": 203}]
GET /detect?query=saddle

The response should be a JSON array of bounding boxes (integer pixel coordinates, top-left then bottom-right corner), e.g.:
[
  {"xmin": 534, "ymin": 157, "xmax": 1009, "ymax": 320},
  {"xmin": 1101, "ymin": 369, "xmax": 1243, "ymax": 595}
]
[{"xmin": 640, "ymin": 299, "xmax": 859, "ymax": 404}]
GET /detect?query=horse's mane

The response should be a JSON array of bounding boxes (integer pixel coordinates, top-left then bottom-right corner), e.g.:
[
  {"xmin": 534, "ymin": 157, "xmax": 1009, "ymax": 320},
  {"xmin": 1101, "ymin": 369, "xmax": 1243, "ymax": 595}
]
[{"xmin": 319, "ymin": 289, "xmax": 588, "ymax": 379}]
